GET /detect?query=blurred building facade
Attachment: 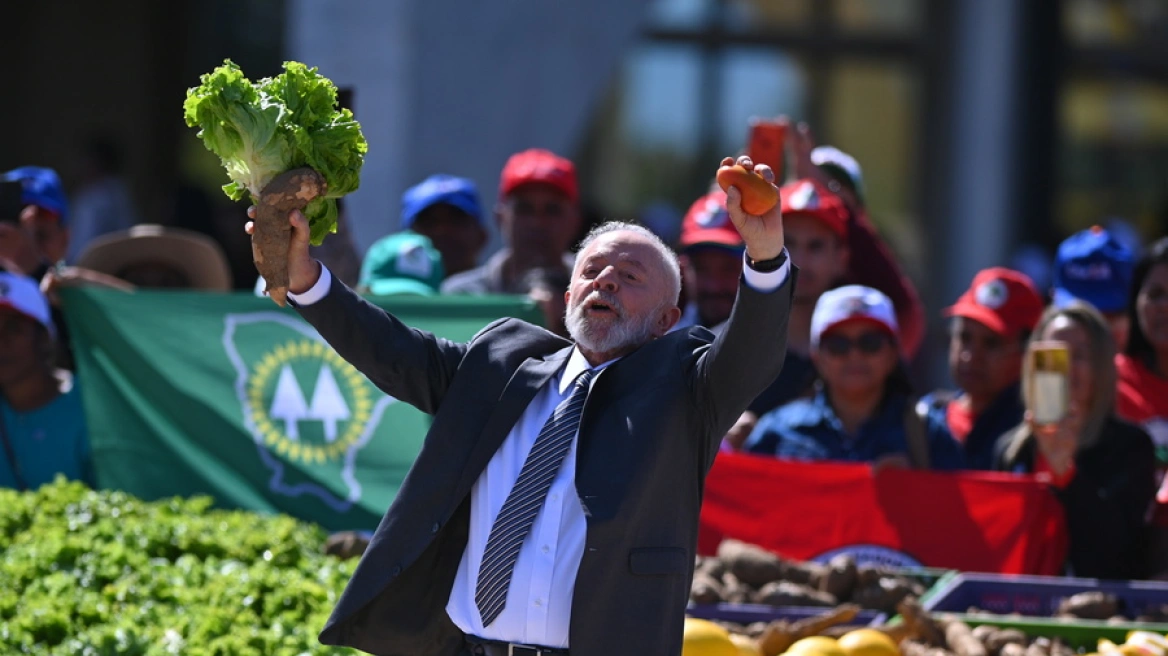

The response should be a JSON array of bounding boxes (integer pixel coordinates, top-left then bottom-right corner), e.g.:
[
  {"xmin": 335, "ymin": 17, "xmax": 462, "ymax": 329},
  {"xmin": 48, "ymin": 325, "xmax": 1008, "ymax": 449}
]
[{"xmin": 5, "ymin": 0, "xmax": 1167, "ymax": 386}]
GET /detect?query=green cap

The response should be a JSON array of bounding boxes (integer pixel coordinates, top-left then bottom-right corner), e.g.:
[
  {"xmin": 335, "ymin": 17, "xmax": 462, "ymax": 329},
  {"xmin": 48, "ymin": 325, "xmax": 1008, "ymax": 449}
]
[{"xmin": 359, "ymin": 232, "xmax": 445, "ymax": 296}]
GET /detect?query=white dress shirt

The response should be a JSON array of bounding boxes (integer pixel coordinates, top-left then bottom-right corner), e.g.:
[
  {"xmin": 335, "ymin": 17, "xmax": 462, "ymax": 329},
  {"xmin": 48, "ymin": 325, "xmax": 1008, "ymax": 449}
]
[
  {"xmin": 286, "ymin": 251, "xmax": 791, "ymax": 648},
  {"xmin": 444, "ymin": 347, "xmax": 611, "ymax": 648}
]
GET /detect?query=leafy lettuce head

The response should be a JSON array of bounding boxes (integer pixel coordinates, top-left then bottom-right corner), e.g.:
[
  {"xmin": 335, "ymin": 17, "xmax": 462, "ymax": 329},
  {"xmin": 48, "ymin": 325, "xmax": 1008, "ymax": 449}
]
[{"xmin": 183, "ymin": 59, "xmax": 367, "ymax": 245}]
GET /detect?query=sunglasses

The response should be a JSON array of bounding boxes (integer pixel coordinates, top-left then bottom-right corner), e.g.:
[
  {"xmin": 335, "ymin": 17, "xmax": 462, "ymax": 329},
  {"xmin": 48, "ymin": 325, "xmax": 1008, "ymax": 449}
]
[{"xmin": 820, "ymin": 331, "xmax": 890, "ymax": 356}]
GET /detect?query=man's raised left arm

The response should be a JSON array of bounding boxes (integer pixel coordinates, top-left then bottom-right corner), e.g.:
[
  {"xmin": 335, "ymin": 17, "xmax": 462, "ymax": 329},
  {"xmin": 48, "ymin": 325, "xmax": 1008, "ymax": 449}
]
[{"xmin": 693, "ymin": 156, "xmax": 796, "ymax": 450}]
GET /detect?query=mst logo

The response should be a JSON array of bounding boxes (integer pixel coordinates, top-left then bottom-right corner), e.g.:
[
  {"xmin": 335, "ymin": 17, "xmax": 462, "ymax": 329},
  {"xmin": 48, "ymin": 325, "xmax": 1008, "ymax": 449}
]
[
  {"xmin": 224, "ymin": 313, "xmax": 396, "ymax": 511},
  {"xmin": 247, "ymin": 338, "xmax": 372, "ymax": 464}
]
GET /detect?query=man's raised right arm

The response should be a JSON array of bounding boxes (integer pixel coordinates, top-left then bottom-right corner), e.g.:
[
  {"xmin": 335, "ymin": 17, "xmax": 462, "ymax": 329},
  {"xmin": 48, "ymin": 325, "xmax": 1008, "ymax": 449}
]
[{"xmin": 248, "ymin": 209, "xmax": 466, "ymax": 414}]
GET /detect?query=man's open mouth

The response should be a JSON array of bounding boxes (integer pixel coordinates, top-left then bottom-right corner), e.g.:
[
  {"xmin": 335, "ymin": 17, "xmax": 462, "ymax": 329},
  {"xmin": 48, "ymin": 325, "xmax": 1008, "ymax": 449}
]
[{"xmin": 586, "ymin": 299, "xmax": 618, "ymax": 316}]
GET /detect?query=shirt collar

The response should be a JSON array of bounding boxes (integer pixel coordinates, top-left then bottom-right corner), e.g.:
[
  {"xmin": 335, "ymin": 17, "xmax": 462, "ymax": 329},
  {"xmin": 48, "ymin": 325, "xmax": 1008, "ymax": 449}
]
[{"xmin": 559, "ymin": 347, "xmax": 620, "ymax": 394}]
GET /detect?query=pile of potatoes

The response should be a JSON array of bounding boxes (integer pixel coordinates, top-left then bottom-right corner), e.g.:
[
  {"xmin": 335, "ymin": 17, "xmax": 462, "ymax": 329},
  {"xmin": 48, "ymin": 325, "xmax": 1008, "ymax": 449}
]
[
  {"xmin": 706, "ymin": 598, "xmax": 1085, "ymax": 656},
  {"xmin": 693, "ymin": 539, "xmax": 930, "ymax": 615}
]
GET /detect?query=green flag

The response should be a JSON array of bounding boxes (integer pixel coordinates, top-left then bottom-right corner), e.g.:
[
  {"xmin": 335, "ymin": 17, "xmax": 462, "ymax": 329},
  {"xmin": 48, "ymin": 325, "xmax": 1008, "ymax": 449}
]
[{"xmin": 59, "ymin": 287, "xmax": 544, "ymax": 533}]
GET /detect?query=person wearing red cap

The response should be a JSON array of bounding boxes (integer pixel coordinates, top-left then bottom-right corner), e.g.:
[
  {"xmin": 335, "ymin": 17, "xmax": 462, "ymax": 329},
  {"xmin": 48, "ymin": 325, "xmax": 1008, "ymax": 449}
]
[
  {"xmin": 441, "ymin": 149, "xmax": 582, "ymax": 296},
  {"xmin": 674, "ymin": 190, "xmax": 746, "ymax": 331},
  {"xmin": 915, "ymin": 267, "xmax": 1045, "ymax": 470},
  {"xmin": 786, "ymin": 119, "xmax": 927, "ymax": 362},
  {"xmin": 719, "ymin": 178, "xmax": 857, "ymax": 449}
]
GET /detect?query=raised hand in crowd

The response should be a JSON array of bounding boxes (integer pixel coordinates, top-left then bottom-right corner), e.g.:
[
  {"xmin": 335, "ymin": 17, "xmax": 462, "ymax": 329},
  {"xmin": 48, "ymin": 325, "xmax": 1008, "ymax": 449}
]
[
  {"xmin": 1026, "ymin": 403, "xmax": 1083, "ymax": 478},
  {"xmin": 39, "ymin": 266, "xmax": 135, "ymax": 306},
  {"xmin": 788, "ymin": 119, "xmax": 861, "ymax": 212}
]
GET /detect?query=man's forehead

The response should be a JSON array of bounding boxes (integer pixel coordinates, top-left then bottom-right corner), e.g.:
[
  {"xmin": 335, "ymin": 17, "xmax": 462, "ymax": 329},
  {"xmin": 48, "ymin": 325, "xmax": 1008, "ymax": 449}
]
[{"xmin": 581, "ymin": 231, "xmax": 659, "ymax": 258}]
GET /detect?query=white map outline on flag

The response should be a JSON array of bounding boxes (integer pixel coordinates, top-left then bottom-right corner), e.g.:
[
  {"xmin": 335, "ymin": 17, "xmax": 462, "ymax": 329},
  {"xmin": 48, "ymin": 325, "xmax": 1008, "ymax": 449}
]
[{"xmin": 223, "ymin": 312, "xmax": 396, "ymax": 512}]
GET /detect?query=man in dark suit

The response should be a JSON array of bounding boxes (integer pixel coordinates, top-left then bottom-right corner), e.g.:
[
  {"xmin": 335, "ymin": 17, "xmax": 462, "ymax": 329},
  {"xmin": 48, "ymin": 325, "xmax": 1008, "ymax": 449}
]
[{"xmin": 247, "ymin": 156, "xmax": 795, "ymax": 656}]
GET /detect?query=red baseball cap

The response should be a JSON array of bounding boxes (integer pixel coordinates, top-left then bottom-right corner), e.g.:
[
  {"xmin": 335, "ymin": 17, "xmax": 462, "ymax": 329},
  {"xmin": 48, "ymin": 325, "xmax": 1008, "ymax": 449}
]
[
  {"xmin": 944, "ymin": 267, "xmax": 1045, "ymax": 338},
  {"xmin": 679, "ymin": 190, "xmax": 744, "ymax": 251},
  {"xmin": 779, "ymin": 179, "xmax": 849, "ymax": 239},
  {"xmin": 499, "ymin": 149, "xmax": 578, "ymax": 202}
]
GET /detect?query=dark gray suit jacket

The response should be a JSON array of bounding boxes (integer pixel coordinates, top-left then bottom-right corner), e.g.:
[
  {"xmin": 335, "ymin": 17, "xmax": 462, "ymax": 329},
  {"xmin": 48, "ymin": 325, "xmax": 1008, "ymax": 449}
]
[{"xmin": 294, "ymin": 264, "xmax": 795, "ymax": 656}]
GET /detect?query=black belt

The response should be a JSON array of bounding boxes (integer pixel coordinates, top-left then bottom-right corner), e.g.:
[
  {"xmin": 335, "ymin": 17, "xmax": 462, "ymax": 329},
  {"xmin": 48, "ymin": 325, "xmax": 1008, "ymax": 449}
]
[{"xmin": 464, "ymin": 635, "xmax": 568, "ymax": 656}]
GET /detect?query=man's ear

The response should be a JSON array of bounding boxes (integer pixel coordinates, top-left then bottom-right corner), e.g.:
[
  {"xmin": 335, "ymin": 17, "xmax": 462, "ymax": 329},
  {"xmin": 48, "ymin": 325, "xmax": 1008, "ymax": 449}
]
[{"xmin": 656, "ymin": 304, "xmax": 682, "ymax": 336}]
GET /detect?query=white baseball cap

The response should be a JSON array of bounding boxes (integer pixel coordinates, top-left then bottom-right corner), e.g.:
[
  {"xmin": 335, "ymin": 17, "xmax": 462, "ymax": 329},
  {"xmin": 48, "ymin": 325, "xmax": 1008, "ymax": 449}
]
[
  {"xmin": 811, "ymin": 285, "xmax": 897, "ymax": 348},
  {"xmin": 811, "ymin": 145, "xmax": 864, "ymax": 199},
  {"xmin": 0, "ymin": 271, "xmax": 54, "ymax": 337}
]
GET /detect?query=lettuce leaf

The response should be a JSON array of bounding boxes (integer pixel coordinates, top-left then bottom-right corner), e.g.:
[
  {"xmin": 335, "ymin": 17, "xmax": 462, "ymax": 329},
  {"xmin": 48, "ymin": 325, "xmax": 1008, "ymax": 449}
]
[{"xmin": 183, "ymin": 59, "xmax": 367, "ymax": 245}]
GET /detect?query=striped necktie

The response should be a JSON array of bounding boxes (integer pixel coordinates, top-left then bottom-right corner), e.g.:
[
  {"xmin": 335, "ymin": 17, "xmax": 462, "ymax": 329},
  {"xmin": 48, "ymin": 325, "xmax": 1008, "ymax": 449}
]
[{"xmin": 475, "ymin": 367, "xmax": 596, "ymax": 627}]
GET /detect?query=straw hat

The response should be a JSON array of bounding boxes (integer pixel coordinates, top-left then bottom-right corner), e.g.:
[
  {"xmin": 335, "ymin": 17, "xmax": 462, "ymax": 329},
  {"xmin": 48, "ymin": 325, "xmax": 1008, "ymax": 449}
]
[{"xmin": 76, "ymin": 224, "xmax": 233, "ymax": 291}]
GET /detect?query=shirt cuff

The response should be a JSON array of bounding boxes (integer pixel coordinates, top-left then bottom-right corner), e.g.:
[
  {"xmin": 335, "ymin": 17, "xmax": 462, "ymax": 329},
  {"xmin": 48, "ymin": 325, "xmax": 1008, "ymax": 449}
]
[
  {"xmin": 741, "ymin": 251, "xmax": 790, "ymax": 292},
  {"xmin": 285, "ymin": 263, "xmax": 332, "ymax": 306}
]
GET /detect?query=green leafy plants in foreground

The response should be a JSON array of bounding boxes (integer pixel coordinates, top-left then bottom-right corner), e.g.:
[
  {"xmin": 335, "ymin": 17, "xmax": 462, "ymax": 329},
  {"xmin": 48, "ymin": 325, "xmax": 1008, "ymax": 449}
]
[{"xmin": 0, "ymin": 478, "xmax": 359, "ymax": 655}]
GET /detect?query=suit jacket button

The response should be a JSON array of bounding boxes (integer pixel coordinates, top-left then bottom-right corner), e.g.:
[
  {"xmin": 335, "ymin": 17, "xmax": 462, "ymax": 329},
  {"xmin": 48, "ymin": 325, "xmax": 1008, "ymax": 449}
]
[
  {"xmin": 431, "ymin": 522, "xmax": 440, "ymax": 533},
  {"xmin": 391, "ymin": 565, "xmax": 401, "ymax": 576}
]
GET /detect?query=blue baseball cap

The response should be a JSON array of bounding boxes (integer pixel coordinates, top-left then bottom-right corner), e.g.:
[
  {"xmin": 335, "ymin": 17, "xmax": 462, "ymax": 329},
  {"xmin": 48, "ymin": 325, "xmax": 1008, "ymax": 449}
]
[
  {"xmin": 400, "ymin": 174, "xmax": 483, "ymax": 230},
  {"xmin": 1052, "ymin": 225, "xmax": 1134, "ymax": 314},
  {"xmin": 359, "ymin": 232, "xmax": 445, "ymax": 296},
  {"xmin": 2, "ymin": 166, "xmax": 69, "ymax": 223}
]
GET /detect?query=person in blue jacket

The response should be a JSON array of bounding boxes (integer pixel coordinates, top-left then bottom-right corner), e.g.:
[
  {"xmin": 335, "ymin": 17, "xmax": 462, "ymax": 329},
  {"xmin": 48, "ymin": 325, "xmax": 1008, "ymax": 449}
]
[{"xmin": 745, "ymin": 285, "xmax": 964, "ymax": 470}]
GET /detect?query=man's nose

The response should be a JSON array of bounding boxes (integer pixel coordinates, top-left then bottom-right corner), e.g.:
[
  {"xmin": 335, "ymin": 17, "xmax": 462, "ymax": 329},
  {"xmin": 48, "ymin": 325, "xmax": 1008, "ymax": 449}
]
[{"xmin": 593, "ymin": 267, "xmax": 619, "ymax": 291}]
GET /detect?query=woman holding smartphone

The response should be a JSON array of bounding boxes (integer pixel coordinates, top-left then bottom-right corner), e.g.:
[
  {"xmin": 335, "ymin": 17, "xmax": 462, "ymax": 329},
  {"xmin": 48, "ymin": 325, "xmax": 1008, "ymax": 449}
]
[{"xmin": 994, "ymin": 302, "xmax": 1156, "ymax": 580}]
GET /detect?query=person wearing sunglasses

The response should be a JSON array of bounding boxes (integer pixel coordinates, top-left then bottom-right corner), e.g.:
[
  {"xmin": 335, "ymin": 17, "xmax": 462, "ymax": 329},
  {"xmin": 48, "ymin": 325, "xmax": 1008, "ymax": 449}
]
[{"xmin": 744, "ymin": 285, "xmax": 963, "ymax": 469}]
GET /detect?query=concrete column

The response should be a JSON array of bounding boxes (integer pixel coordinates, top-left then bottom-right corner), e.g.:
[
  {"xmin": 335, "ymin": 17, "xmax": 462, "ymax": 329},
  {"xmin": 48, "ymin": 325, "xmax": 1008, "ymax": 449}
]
[
  {"xmin": 287, "ymin": 0, "xmax": 653, "ymax": 258},
  {"xmin": 285, "ymin": 0, "xmax": 417, "ymax": 257},
  {"xmin": 943, "ymin": 0, "xmax": 1022, "ymax": 305}
]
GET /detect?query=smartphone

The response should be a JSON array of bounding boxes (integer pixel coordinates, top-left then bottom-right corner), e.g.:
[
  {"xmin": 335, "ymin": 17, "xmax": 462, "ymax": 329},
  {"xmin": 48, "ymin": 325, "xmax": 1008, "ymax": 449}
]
[
  {"xmin": 1028, "ymin": 341, "xmax": 1070, "ymax": 426},
  {"xmin": 0, "ymin": 180, "xmax": 24, "ymax": 223},
  {"xmin": 747, "ymin": 118, "xmax": 786, "ymax": 183}
]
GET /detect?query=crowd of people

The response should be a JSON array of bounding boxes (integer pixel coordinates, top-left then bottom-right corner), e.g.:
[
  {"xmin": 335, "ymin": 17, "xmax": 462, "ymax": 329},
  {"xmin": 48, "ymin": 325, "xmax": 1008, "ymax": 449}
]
[{"xmin": 1, "ymin": 116, "xmax": 1166, "ymax": 583}]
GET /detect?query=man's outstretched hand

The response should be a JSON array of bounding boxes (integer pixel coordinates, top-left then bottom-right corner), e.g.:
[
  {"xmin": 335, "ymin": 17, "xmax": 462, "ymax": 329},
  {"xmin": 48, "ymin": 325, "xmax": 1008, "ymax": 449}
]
[
  {"xmin": 720, "ymin": 155, "xmax": 785, "ymax": 262},
  {"xmin": 245, "ymin": 206, "xmax": 321, "ymax": 295}
]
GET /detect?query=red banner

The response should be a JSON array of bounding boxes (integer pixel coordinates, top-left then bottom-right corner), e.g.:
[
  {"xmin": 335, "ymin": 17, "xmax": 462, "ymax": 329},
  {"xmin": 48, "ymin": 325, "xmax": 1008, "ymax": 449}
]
[{"xmin": 698, "ymin": 453, "xmax": 1069, "ymax": 575}]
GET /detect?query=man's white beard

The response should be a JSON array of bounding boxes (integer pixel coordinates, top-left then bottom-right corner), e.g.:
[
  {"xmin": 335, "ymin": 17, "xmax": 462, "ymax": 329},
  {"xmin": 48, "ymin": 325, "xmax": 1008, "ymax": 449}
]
[{"xmin": 565, "ymin": 291, "xmax": 660, "ymax": 356}]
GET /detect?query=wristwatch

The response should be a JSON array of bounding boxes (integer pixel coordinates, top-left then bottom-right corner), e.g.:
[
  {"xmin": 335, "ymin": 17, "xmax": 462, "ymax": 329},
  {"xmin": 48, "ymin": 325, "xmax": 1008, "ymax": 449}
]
[{"xmin": 746, "ymin": 250, "xmax": 788, "ymax": 273}]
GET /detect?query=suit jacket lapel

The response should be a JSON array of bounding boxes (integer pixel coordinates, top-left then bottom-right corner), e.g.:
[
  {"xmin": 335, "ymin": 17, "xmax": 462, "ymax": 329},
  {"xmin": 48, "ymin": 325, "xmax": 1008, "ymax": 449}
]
[{"xmin": 453, "ymin": 345, "xmax": 574, "ymax": 497}]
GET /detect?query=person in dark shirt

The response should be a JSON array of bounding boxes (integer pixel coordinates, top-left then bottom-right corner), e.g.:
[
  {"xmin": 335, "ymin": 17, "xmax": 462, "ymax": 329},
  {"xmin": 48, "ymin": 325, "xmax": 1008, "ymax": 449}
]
[
  {"xmin": 994, "ymin": 301, "xmax": 1156, "ymax": 580},
  {"xmin": 1, "ymin": 166, "xmax": 130, "ymax": 371},
  {"xmin": 918, "ymin": 267, "xmax": 1045, "ymax": 470},
  {"xmin": 441, "ymin": 149, "xmax": 581, "ymax": 295},
  {"xmin": 746, "ymin": 285, "xmax": 963, "ymax": 469},
  {"xmin": 398, "ymin": 174, "xmax": 487, "ymax": 279}
]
